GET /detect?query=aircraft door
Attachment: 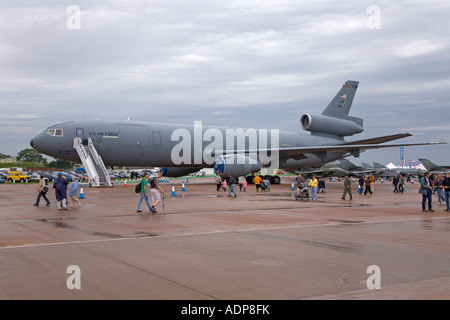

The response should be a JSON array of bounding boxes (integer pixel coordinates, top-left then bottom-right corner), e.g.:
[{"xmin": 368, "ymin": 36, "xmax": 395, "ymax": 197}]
[
  {"xmin": 152, "ymin": 131, "xmax": 161, "ymax": 149},
  {"xmin": 118, "ymin": 124, "xmax": 149, "ymax": 164},
  {"xmin": 76, "ymin": 128, "xmax": 84, "ymax": 140}
]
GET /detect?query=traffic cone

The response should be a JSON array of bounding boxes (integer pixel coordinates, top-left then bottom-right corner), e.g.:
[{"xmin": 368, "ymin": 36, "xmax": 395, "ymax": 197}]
[
  {"xmin": 291, "ymin": 181, "xmax": 294, "ymax": 191},
  {"xmin": 171, "ymin": 183, "xmax": 176, "ymax": 196},
  {"xmin": 124, "ymin": 179, "xmax": 127, "ymax": 187},
  {"xmin": 79, "ymin": 184, "xmax": 86, "ymax": 199},
  {"xmin": 13, "ymin": 179, "xmax": 15, "ymax": 185},
  {"xmin": 26, "ymin": 179, "xmax": 28, "ymax": 185},
  {"xmin": 182, "ymin": 181, "xmax": 186, "ymax": 191}
]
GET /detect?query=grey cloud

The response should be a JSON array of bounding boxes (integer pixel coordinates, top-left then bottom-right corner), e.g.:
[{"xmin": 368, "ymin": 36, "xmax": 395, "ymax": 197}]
[{"xmin": 0, "ymin": 0, "xmax": 448, "ymax": 165}]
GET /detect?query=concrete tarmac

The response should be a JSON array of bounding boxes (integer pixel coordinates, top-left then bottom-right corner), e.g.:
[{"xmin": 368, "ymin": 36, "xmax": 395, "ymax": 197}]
[{"xmin": 0, "ymin": 177, "xmax": 449, "ymax": 300}]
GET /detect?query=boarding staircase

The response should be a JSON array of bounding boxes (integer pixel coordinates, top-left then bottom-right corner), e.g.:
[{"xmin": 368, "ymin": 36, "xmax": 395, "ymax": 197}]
[{"xmin": 73, "ymin": 137, "xmax": 112, "ymax": 187}]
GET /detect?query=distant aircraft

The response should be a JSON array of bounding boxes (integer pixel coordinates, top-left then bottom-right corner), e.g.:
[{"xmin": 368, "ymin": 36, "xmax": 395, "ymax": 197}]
[
  {"xmin": 299, "ymin": 159, "xmax": 373, "ymax": 177},
  {"xmin": 362, "ymin": 162, "xmax": 398, "ymax": 178},
  {"xmin": 418, "ymin": 159, "xmax": 450, "ymax": 174},
  {"xmin": 384, "ymin": 163, "xmax": 425, "ymax": 177},
  {"xmin": 30, "ymin": 80, "xmax": 445, "ymax": 186}
]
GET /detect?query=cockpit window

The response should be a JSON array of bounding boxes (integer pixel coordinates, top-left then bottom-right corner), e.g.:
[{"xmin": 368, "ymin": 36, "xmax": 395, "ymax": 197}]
[{"xmin": 44, "ymin": 128, "xmax": 63, "ymax": 137}]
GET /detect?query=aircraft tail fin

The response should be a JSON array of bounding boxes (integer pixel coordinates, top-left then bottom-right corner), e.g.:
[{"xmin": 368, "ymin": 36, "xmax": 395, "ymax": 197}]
[
  {"xmin": 373, "ymin": 162, "xmax": 388, "ymax": 169},
  {"xmin": 300, "ymin": 80, "xmax": 363, "ymax": 137},
  {"xmin": 337, "ymin": 159, "xmax": 359, "ymax": 171},
  {"xmin": 361, "ymin": 163, "xmax": 373, "ymax": 169},
  {"xmin": 418, "ymin": 159, "xmax": 441, "ymax": 171},
  {"xmin": 321, "ymin": 80, "xmax": 363, "ymax": 127}
]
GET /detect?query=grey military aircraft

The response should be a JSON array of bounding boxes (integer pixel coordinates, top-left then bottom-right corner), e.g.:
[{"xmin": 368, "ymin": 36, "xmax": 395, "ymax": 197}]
[
  {"xmin": 30, "ymin": 80, "xmax": 445, "ymax": 184},
  {"xmin": 367, "ymin": 162, "xmax": 424, "ymax": 178},
  {"xmin": 419, "ymin": 159, "xmax": 450, "ymax": 174},
  {"xmin": 361, "ymin": 162, "xmax": 398, "ymax": 179},
  {"xmin": 298, "ymin": 159, "xmax": 373, "ymax": 177}
]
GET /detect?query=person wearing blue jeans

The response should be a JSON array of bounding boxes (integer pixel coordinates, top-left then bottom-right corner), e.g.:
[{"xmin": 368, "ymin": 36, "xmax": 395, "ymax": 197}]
[
  {"xmin": 137, "ymin": 173, "xmax": 156, "ymax": 213},
  {"xmin": 443, "ymin": 173, "xmax": 450, "ymax": 212},
  {"xmin": 418, "ymin": 171, "xmax": 434, "ymax": 213},
  {"xmin": 309, "ymin": 176, "xmax": 318, "ymax": 201},
  {"xmin": 228, "ymin": 175, "xmax": 237, "ymax": 197}
]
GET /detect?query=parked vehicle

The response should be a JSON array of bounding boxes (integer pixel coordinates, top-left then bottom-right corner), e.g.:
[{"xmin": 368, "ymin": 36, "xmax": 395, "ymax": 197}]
[{"xmin": 6, "ymin": 171, "xmax": 29, "ymax": 183}]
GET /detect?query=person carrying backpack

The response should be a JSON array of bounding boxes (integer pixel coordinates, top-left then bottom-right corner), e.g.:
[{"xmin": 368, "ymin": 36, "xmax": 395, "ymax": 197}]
[
  {"xmin": 34, "ymin": 175, "xmax": 51, "ymax": 207},
  {"xmin": 136, "ymin": 172, "xmax": 156, "ymax": 214}
]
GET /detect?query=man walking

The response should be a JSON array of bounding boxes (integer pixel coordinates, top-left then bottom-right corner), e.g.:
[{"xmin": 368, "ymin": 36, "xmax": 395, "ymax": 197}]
[
  {"xmin": 398, "ymin": 174, "xmax": 405, "ymax": 193},
  {"xmin": 418, "ymin": 171, "xmax": 434, "ymax": 213},
  {"xmin": 364, "ymin": 175, "xmax": 373, "ymax": 195},
  {"xmin": 34, "ymin": 175, "xmax": 50, "ymax": 207},
  {"xmin": 228, "ymin": 174, "xmax": 237, "ymax": 197},
  {"xmin": 53, "ymin": 173, "xmax": 68, "ymax": 211},
  {"xmin": 341, "ymin": 175, "xmax": 352, "ymax": 200},
  {"xmin": 150, "ymin": 171, "xmax": 165, "ymax": 212},
  {"xmin": 358, "ymin": 175, "xmax": 364, "ymax": 195},
  {"xmin": 392, "ymin": 174, "xmax": 399, "ymax": 193},
  {"xmin": 137, "ymin": 172, "xmax": 156, "ymax": 214}
]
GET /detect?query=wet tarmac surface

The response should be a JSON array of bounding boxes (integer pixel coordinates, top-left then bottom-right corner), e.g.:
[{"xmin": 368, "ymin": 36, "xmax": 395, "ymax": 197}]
[{"xmin": 0, "ymin": 177, "xmax": 449, "ymax": 299}]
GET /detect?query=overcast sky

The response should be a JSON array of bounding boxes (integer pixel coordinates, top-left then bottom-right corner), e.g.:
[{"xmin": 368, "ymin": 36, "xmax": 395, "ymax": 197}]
[{"xmin": 1, "ymin": 0, "xmax": 449, "ymax": 167}]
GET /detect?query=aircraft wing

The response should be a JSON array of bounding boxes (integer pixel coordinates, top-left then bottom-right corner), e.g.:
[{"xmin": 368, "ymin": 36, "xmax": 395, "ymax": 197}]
[
  {"xmin": 216, "ymin": 141, "xmax": 446, "ymax": 159},
  {"xmin": 340, "ymin": 133, "xmax": 413, "ymax": 145}
]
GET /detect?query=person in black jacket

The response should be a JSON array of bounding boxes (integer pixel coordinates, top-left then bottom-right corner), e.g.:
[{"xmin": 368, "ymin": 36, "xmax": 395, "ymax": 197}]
[
  {"xmin": 53, "ymin": 173, "xmax": 68, "ymax": 211},
  {"xmin": 392, "ymin": 174, "xmax": 399, "ymax": 193},
  {"xmin": 228, "ymin": 175, "xmax": 237, "ymax": 197}
]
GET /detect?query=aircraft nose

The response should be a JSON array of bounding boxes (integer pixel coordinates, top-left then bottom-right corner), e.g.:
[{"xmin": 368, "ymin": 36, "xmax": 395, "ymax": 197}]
[{"xmin": 30, "ymin": 139, "xmax": 34, "ymax": 148}]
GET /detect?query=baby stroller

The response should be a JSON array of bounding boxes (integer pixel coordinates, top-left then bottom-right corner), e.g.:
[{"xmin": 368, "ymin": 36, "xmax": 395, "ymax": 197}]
[
  {"xmin": 261, "ymin": 179, "xmax": 271, "ymax": 191},
  {"xmin": 295, "ymin": 183, "xmax": 309, "ymax": 201}
]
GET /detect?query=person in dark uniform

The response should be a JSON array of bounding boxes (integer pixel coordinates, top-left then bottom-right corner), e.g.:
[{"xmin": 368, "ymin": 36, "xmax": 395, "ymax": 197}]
[{"xmin": 341, "ymin": 175, "xmax": 352, "ymax": 200}]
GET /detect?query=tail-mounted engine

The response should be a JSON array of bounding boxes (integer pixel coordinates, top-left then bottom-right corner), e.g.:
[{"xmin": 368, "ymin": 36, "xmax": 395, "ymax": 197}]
[{"xmin": 300, "ymin": 114, "xmax": 363, "ymax": 137}]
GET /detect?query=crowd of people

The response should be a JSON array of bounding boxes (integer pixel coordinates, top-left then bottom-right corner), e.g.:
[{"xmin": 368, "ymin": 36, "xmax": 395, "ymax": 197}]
[
  {"xmin": 31, "ymin": 170, "xmax": 450, "ymax": 214},
  {"xmin": 294, "ymin": 171, "xmax": 450, "ymax": 213},
  {"xmin": 33, "ymin": 172, "xmax": 82, "ymax": 210}
]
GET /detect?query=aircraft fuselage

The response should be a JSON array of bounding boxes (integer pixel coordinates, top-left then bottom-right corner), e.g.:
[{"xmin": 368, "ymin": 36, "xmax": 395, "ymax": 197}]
[{"xmin": 30, "ymin": 119, "xmax": 348, "ymax": 171}]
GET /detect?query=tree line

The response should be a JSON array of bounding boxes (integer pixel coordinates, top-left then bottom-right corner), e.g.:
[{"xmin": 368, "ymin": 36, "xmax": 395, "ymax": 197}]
[{"xmin": 1, "ymin": 149, "xmax": 73, "ymax": 169}]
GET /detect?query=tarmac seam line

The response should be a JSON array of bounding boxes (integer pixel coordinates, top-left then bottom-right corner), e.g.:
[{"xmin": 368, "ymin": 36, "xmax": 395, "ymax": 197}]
[{"xmin": 1, "ymin": 215, "xmax": 448, "ymax": 251}]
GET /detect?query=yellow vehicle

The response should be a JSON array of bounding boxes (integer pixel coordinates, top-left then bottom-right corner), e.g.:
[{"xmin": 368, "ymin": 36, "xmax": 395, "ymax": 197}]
[{"xmin": 6, "ymin": 171, "xmax": 28, "ymax": 183}]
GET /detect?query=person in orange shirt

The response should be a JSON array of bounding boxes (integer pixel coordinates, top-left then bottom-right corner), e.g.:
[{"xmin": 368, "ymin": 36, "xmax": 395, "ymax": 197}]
[{"xmin": 254, "ymin": 175, "xmax": 262, "ymax": 192}]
